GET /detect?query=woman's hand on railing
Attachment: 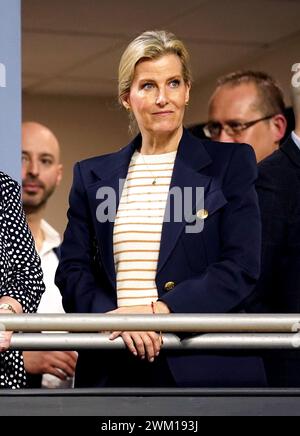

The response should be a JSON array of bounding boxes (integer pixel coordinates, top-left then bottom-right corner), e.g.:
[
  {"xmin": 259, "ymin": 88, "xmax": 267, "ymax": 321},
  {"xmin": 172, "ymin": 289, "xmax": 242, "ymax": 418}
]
[
  {"xmin": 109, "ymin": 330, "xmax": 162, "ymax": 362},
  {"xmin": 0, "ymin": 330, "xmax": 13, "ymax": 353},
  {"xmin": 108, "ymin": 303, "xmax": 171, "ymax": 316},
  {"xmin": 108, "ymin": 305, "xmax": 152, "ymax": 315},
  {"xmin": 0, "ymin": 304, "xmax": 19, "ymax": 352},
  {"xmin": 107, "ymin": 304, "xmax": 169, "ymax": 362}
]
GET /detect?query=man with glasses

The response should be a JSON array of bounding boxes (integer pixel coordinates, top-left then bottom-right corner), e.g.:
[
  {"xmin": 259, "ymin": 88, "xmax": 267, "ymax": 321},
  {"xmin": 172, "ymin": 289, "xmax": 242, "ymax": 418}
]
[
  {"xmin": 205, "ymin": 71, "xmax": 287, "ymax": 162},
  {"xmin": 206, "ymin": 70, "xmax": 300, "ymax": 387}
]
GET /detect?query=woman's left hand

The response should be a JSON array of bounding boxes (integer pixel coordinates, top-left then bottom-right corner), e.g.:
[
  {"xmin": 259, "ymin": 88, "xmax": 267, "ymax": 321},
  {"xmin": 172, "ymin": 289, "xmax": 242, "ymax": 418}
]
[
  {"xmin": 0, "ymin": 299, "xmax": 22, "ymax": 352},
  {"xmin": 109, "ymin": 330, "xmax": 162, "ymax": 362},
  {"xmin": 108, "ymin": 303, "xmax": 170, "ymax": 361},
  {"xmin": 108, "ymin": 303, "xmax": 170, "ymax": 316},
  {"xmin": 108, "ymin": 305, "xmax": 151, "ymax": 315},
  {"xmin": 0, "ymin": 330, "xmax": 13, "ymax": 353}
]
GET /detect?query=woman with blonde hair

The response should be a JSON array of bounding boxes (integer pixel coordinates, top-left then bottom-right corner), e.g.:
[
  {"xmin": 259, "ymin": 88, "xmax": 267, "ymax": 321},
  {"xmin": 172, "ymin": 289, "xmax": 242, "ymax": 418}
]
[{"xmin": 56, "ymin": 30, "xmax": 266, "ymax": 388}]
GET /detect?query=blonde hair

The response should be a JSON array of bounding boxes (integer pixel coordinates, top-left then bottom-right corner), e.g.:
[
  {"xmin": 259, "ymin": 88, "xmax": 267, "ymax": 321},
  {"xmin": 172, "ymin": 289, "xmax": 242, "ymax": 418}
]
[{"xmin": 118, "ymin": 30, "xmax": 192, "ymax": 104}]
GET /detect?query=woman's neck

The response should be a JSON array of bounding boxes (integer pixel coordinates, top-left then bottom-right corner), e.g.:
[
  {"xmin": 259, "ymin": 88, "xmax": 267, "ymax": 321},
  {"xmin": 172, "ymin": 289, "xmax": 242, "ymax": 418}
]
[{"xmin": 140, "ymin": 126, "xmax": 183, "ymax": 155}]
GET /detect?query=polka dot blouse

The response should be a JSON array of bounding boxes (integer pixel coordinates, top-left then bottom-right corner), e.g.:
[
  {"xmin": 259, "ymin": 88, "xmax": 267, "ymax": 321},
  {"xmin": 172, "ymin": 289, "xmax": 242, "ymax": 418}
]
[{"xmin": 0, "ymin": 172, "xmax": 45, "ymax": 389}]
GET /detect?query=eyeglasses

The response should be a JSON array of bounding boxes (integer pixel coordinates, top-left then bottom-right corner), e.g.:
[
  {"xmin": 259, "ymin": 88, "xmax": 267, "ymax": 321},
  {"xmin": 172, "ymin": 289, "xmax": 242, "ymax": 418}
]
[{"xmin": 203, "ymin": 114, "xmax": 276, "ymax": 139}]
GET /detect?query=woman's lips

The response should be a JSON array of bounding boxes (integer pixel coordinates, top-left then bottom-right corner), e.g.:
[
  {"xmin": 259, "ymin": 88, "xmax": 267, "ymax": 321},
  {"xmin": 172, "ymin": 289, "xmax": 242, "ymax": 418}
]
[{"xmin": 152, "ymin": 111, "xmax": 174, "ymax": 116}]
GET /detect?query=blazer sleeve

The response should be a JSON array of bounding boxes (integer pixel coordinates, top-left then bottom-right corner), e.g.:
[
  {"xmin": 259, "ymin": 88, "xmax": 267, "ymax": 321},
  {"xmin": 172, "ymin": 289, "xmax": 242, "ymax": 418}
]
[
  {"xmin": 55, "ymin": 163, "xmax": 117, "ymax": 313},
  {"xmin": 0, "ymin": 180, "xmax": 44, "ymax": 313},
  {"xmin": 160, "ymin": 144, "xmax": 262, "ymax": 314},
  {"xmin": 285, "ymin": 194, "xmax": 300, "ymax": 311},
  {"xmin": 256, "ymin": 159, "xmax": 300, "ymax": 312}
]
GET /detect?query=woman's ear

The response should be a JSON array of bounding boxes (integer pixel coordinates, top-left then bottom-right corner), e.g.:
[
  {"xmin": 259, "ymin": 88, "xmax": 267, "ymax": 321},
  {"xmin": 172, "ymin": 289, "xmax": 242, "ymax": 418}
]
[
  {"xmin": 121, "ymin": 94, "xmax": 131, "ymax": 112},
  {"xmin": 185, "ymin": 81, "xmax": 191, "ymax": 105}
]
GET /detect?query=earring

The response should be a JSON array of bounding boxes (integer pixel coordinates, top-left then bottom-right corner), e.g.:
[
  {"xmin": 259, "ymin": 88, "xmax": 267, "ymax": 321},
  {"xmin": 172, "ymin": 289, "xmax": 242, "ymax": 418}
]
[{"xmin": 185, "ymin": 101, "xmax": 189, "ymax": 107}]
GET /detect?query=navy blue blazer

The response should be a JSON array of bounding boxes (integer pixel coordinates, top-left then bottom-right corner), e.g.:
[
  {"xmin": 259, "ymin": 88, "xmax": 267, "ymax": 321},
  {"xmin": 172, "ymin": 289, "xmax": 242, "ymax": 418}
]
[
  {"xmin": 56, "ymin": 129, "xmax": 267, "ymax": 387},
  {"xmin": 255, "ymin": 135, "xmax": 300, "ymax": 387}
]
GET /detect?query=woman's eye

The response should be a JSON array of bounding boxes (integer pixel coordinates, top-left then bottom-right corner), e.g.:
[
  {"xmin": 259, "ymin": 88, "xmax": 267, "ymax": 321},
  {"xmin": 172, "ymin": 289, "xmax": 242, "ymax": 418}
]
[
  {"xmin": 169, "ymin": 80, "xmax": 180, "ymax": 88},
  {"xmin": 142, "ymin": 83, "xmax": 154, "ymax": 90}
]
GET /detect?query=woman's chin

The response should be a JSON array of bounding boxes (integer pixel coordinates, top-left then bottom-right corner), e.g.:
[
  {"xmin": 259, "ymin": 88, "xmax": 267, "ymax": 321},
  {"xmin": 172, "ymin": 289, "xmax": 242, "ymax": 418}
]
[{"xmin": 148, "ymin": 123, "xmax": 182, "ymax": 136}]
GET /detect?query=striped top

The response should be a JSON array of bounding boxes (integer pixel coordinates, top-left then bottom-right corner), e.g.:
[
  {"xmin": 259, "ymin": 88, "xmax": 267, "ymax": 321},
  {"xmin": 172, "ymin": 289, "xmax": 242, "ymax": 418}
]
[{"xmin": 113, "ymin": 149, "xmax": 177, "ymax": 307}]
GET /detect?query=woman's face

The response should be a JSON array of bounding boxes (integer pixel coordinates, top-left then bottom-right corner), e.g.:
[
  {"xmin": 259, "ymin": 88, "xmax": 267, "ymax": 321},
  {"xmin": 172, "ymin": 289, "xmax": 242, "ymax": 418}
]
[{"xmin": 124, "ymin": 54, "xmax": 190, "ymax": 137}]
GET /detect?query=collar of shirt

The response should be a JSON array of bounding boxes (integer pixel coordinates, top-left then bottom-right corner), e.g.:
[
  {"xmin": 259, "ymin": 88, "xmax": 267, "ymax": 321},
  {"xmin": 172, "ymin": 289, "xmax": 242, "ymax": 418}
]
[
  {"xmin": 291, "ymin": 131, "xmax": 300, "ymax": 151},
  {"xmin": 39, "ymin": 219, "xmax": 61, "ymax": 257}
]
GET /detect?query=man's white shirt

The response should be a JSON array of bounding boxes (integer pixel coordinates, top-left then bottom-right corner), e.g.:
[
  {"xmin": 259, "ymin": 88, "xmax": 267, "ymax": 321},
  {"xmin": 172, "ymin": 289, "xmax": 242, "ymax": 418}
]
[
  {"xmin": 38, "ymin": 220, "xmax": 64, "ymax": 314},
  {"xmin": 37, "ymin": 220, "xmax": 74, "ymax": 388},
  {"xmin": 292, "ymin": 131, "xmax": 300, "ymax": 151}
]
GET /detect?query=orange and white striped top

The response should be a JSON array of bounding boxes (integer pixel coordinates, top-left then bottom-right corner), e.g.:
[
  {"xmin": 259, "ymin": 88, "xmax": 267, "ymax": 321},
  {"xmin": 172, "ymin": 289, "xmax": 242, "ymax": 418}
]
[{"xmin": 113, "ymin": 150, "xmax": 177, "ymax": 307}]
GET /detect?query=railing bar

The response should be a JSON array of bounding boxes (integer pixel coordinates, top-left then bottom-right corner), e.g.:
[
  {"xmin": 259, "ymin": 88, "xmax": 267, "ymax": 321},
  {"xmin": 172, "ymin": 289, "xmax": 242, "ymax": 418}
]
[
  {"xmin": 1, "ymin": 314, "xmax": 300, "ymax": 333},
  {"xmin": 8, "ymin": 333, "xmax": 300, "ymax": 351}
]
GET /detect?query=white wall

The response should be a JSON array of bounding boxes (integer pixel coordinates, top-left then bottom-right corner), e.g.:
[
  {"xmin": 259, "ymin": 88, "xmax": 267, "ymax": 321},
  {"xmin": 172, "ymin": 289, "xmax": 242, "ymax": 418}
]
[
  {"xmin": 23, "ymin": 94, "xmax": 128, "ymax": 235},
  {"xmin": 188, "ymin": 33, "xmax": 300, "ymax": 124}
]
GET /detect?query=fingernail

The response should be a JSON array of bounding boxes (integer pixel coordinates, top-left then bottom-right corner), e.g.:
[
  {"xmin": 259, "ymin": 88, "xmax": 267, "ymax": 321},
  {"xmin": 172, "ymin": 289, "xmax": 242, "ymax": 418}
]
[
  {"xmin": 156, "ymin": 352, "xmax": 160, "ymax": 357},
  {"xmin": 141, "ymin": 356, "xmax": 145, "ymax": 360},
  {"xmin": 149, "ymin": 358, "xmax": 155, "ymax": 363}
]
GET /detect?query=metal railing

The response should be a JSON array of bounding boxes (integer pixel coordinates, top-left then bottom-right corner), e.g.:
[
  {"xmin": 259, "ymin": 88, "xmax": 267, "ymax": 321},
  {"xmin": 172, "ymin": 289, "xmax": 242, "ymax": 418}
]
[
  {"xmin": 7, "ymin": 333, "xmax": 300, "ymax": 350},
  {"xmin": 0, "ymin": 314, "xmax": 300, "ymax": 351},
  {"xmin": 0, "ymin": 313, "xmax": 300, "ymax": 332}
]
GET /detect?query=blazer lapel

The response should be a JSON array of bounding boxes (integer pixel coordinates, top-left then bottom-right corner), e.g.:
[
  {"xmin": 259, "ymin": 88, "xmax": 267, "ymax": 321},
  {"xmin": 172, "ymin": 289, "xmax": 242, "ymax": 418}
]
[
  {"xmin": 86, "ymin": 130, "xmax": 224, "ymax": 287},
  {"xmin": 157, "ymin": 130, "xmax": 213, "ymax": 274},
  {"xmin": 86, "ymin": 137, "xmax": 139, "ymax": 290}
]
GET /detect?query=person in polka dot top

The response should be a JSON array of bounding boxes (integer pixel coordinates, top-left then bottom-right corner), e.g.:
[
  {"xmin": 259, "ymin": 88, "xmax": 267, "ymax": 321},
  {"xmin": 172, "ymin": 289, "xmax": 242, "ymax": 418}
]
[{"xmin": 0, "ymin": 171, "xmax": 45, "ymax": 388}]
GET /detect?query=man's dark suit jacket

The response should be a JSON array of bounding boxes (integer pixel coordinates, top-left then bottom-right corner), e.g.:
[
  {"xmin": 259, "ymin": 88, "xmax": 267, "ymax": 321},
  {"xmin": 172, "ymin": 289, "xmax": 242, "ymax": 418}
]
[
  {"xmin": 255, "ymin": 135, "xmax": 300, "ymax": 387},
  {"xmin": 55, "ymin": 129, "xmax": 266, "ymax": 388}
]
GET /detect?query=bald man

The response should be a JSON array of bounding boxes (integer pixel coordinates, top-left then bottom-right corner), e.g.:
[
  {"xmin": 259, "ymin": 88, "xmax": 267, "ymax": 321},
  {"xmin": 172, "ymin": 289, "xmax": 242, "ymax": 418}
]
[{"xmin": 22, "ymin": 122, "xmax": 77, "ymax": 389}]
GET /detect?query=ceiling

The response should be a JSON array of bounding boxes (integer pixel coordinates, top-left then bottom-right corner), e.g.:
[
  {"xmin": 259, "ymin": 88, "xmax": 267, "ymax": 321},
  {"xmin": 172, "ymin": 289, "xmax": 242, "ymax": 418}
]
[{"xmin": 22, "ymin": 0, "xmax": 300, "ymax": 97}]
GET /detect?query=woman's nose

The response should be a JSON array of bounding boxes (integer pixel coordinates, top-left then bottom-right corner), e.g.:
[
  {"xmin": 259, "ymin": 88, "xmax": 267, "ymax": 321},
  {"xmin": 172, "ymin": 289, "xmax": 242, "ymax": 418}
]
[{"xmin": 156, "ymin": 89, "xmax": 168, "ymax": 106}]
